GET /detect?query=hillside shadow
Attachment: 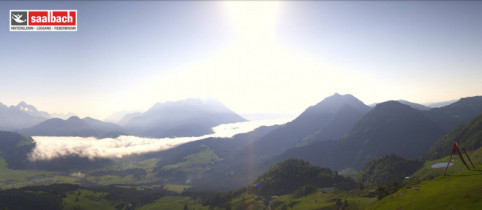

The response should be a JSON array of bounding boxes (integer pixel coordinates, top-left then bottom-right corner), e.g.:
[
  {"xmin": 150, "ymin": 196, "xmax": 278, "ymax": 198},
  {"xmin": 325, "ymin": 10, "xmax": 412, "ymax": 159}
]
[{"xmin": 446, "ymin": 169, "xmax": 482, "ymax": 177}]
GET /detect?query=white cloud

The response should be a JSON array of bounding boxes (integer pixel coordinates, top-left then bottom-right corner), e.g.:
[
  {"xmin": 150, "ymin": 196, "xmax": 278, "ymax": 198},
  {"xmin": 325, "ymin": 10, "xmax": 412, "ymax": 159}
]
[{"xmin": 29, "ymin": 118, "xmax": 293, "ymax": 161}]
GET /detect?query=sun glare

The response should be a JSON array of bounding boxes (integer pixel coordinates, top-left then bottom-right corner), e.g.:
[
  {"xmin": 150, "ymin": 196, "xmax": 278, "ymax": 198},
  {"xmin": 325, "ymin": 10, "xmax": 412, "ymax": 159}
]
[
  {"xmin": 223, "ymin": 1, "xmax": 280, "ymax": 42},
  {"xmin": 126, "ymin": 1, "xmax": 348, "ymax": 116}
]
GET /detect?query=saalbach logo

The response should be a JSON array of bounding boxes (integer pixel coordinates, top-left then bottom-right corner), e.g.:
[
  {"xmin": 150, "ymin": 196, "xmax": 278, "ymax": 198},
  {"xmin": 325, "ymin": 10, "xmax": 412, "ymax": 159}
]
[{"xmin": 10, "ymin": 10, "xmax": 77, "ymax": 31}]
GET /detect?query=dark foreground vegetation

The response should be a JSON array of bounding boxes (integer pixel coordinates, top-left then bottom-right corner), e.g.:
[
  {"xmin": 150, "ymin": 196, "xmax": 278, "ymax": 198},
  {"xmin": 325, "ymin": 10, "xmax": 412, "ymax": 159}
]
[{"xmin": 0, "ymin": 183, "xmax": 177, "ymax": 210}]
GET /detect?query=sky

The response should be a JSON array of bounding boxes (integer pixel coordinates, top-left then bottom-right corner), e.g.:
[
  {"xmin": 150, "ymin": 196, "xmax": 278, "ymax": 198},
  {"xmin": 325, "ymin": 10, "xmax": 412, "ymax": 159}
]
[{"xmin": 1, "ymin": 1, "xmax": 482, "ymax": 120}]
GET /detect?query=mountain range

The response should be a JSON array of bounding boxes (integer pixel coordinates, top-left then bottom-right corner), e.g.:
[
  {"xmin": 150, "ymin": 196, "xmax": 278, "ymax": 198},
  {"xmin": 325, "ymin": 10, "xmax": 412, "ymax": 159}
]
[
  {"xmin": 19, "ymin": 116, "xmax": 124, "ymax": 138},
  {"xmin": 0, "ymin": 101, "xmax": 50, "ymax": 130},
  {"xmin": 423, "ymin": 113, "xmax": 482, "ymax": 160},
  {"xmin": 1, "ymin": 94, "xmax": 481, "ymax": 192},
  {"xmin": 121, "ymin": 98, "xmax": 246, "ymax": 138},
  {"xmin": 1, "ymin": 99, "xmax": 245, "ymax": 139},
  {"xmin": 163, "ymin": 94, "xmax": 482, "ymax": 191},
  {"xmin": 270, "ymin": 96, "xmax": 482, "ymax": 171},
  {"xmin": 246, "ymin": 93, "xmax": 371, "ymax": 161},
  {"xmin": 0, "ymin": 94, "xmax": 481, "ymax": 209}
]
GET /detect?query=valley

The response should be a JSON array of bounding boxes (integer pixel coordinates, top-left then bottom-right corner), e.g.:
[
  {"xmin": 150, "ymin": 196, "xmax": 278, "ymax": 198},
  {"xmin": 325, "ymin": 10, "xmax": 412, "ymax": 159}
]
[{"xmin": 0, "ymin": 94, "xmax": 481, "ymax": 209}]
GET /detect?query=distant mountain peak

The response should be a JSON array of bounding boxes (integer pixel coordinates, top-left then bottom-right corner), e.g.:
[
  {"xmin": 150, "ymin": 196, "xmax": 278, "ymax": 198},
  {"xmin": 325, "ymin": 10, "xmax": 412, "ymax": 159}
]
[
  {"xmin": 374, "ymin": 100, "xmax": 413, "ymax": 110},
  {"xmin": 123, "ymin": 98, "xmax": 245, "ymax": 138},
  {"xmin": 0, "ymin": 101, "xmax": 51, "ymax": 130},
  {"xmin": 426, "ymin": 99, "xmax": 458, "ymax": 108},
  {"xmin": 307, "ymin": 93, "xmax": 369, "ymax": 114},
  {"xmin": 250, "ymin": 93, "xmax": 371, "ymax": 159},
  {"xmin": 17, "ymin": 101, "xmax": 28, "ymax": 106},
  {"xmin": 20, "ymin": 115, "xmax": 122, "ymax": 138},
  {"xmin": 369, "ymin": 99, "xmax": 430, "ymax": 111},
  {"xmin": 296, "ymin": 93, "xmax": 370, "ymax": 122},
  {"xmin": 144, "ymin": 98, "xmax": 241, "ymax": 118},
  {"xmin": 14, "ymin": 101, "xmax": 38, "ymax": 112},
  {"xmin": 458, "ymin": 95, "xmax": 482, "ymax": 103},
  {"xmin": 67, "ymin": 116, "xmax": 82, "ymax": 121},
  {"xmin": 326, "ymin": 93, "xmax": 359, "ymax": 101},
  {"xmin": 396, "ymin": 100, "xmax": 430, "ymax": 111},
  {"xmin": 377, "ymin": 100, "xmax": 402, "ymax": 106},
  {"xmin": 158, "ymin": 98, "xmax": 208, "ymax": 104}
]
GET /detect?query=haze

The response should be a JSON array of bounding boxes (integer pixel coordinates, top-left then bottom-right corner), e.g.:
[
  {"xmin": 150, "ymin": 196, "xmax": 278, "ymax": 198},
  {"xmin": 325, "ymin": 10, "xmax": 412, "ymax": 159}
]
[{"xmin": 1, "ymin": 1, "xmax": 481, "ymax": 120}]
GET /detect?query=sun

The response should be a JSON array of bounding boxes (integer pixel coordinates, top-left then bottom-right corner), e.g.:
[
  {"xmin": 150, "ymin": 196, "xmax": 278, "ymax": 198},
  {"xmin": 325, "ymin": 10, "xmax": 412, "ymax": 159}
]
[
  {"xmin": 131, "ymin": 1, "xmax": 344, "ymax": 116},
  {"xmin": 223, "ymin": 1, "xmax": 281, "ymax": 42}
]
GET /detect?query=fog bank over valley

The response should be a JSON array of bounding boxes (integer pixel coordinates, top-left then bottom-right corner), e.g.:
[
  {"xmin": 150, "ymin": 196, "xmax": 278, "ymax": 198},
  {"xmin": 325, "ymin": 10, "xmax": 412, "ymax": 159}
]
[{"xmin": 29, "ymin": 118, "xmax": 292, "ymax": 160}]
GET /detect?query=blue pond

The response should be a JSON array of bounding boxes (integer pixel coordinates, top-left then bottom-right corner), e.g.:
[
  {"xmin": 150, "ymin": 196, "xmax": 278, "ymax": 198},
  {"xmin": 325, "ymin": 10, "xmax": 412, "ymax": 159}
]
[{"xmin": 431, "ymin": 162, "xmax": 454, "ymax": 168}]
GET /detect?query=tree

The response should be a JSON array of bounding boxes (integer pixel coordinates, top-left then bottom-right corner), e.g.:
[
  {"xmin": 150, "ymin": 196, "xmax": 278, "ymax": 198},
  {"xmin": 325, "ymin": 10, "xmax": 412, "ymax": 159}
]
[{"xmin": 281, "ymin": 203, "xmax": 287, "ymax": 210}]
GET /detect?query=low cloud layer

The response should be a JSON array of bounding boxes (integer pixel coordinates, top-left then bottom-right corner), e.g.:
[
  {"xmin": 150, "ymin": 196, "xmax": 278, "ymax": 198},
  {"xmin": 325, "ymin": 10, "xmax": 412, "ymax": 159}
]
[{"xmin": 29, "ymin": 118, "xmax": 292, "ymax": 161}]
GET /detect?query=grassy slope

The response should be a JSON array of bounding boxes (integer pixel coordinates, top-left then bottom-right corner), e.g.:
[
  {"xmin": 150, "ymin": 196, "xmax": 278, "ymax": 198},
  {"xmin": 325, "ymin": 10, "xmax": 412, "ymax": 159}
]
[
  {"xmin": 411, "ymin": 147, "xmax": 482, "ymax": 180},
  {"xmin": 273, "ymin": 189, "xmax": 376, "ymax": 210},
  {"xmin": 369, "ymin": 166, "xmax": 482, "ymax": 210},
  {"xmin": 1, "ymin": 136, "xmax": 480, "ymax": 209},
  {"xmin": 161, "ymin": 147, "xmax": 222, "ymax": 172},
  {"xmin": 86, "ymin": 157, "xmax": 160, "ymax": 186},
  {"xmin": 258, "ymin": 148, "xmax": 482, "ymax": 210},
  {"xmin": 62, "ymin": 189, "xmax": 113, "ymax": 210},
  {"xmin": 85, "ymin": 175, "xmax": 140, "ymax": 186},
  {"xmin": 0, "ymin": 156, "xmax": 162, "ymax": 189},
  {"xmin": 368, "ymin": 148, "xmax": 482, "ymax": 209},
  {"xmin": 0, "ymin": 158, "xmax": 78, "ymax": 189},
  {"xmin": 164, "ymin": 184, "xmax": 191, "ymax": 193},
  {"xmin": 228, "ymin": 192, "xmax": 265, "ymax": 210},
  {"xmin": 139, "ymin": 196, "xmax": 208, "ymax": 210}
]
